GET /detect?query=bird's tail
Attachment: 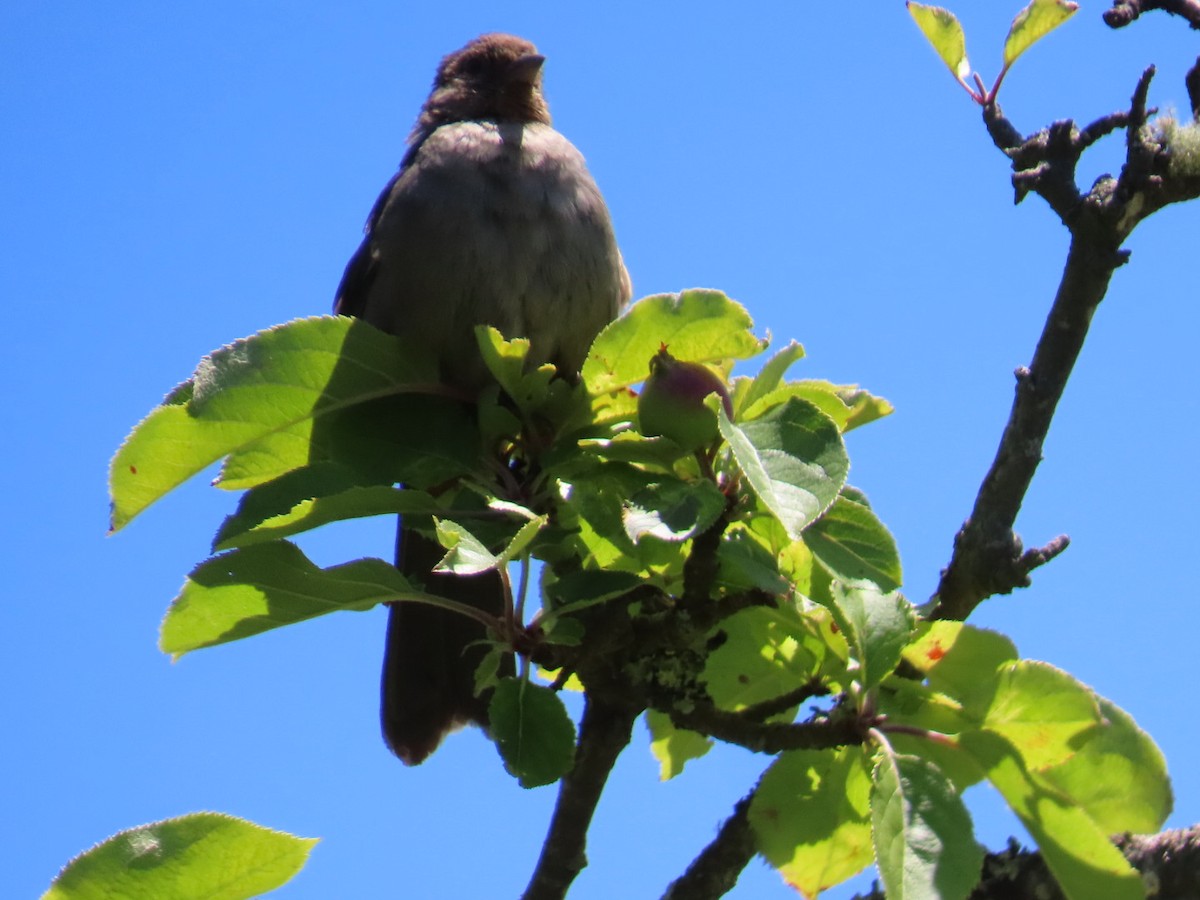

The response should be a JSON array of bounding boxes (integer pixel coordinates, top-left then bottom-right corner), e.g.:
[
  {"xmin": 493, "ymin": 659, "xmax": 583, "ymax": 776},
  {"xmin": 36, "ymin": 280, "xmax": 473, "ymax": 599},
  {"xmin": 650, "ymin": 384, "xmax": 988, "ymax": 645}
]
[{"xmin": 381, "ymin": 523, "xmax": 512, "ymax": 765}]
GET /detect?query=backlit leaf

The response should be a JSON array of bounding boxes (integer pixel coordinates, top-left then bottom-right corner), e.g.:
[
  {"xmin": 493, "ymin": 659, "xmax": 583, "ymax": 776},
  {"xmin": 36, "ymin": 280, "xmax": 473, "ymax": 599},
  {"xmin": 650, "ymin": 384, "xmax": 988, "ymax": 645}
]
[
  {"xmin": 907, "ymin": 3, "xmax": 971, "ymax": 84},
  {"xmin": 43, "ymin": 813, "xmax": 315, "ymax": 900},
  {"xmin": 751, "ymin": 747, "xmax": 874, "ymax": 897},
  {"xmin": 159, "ymin": 542, "xmax": 405, "ymax": 657},
  {"xmin": 960, "ymin": 731, "xmax": 1143, "ymax": 900},
  {"xmin": 1004, "ymin": 0, "xmax": 1078, "ymax": 67}
]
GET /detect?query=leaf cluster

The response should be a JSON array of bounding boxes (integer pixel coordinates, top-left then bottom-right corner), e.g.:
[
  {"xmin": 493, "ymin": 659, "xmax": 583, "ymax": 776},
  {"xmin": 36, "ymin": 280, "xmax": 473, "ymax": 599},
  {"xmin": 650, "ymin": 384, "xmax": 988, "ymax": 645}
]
[
  {"xmin": 908, "ymin": 0, "xmax": 1078, "ymax": 104},
  {"xmin": 104, "ymin": 287, "xmax": 1171, "ymax": 897}
]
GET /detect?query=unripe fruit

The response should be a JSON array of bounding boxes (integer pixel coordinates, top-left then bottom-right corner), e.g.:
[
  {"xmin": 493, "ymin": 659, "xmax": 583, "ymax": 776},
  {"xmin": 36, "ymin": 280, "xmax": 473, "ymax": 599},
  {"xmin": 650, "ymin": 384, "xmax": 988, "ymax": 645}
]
[{"xmin": 637, "ymin": 346, "xmax": 733, "ymax": 450}]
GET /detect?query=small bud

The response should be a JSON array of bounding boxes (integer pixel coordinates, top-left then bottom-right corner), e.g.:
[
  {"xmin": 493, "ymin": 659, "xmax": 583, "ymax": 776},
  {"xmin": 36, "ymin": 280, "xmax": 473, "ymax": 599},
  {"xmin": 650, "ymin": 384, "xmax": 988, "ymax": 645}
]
[{"xmin": 637, "ymin": 346, "xmax": 733, "ymax": 450}]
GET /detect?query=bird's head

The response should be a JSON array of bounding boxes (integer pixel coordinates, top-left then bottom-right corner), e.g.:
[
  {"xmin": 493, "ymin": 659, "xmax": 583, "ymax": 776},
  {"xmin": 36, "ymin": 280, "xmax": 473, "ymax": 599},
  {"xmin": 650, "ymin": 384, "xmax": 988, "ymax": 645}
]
[{"xmin": 415, "ymin": 33, "xmax": 551, "ymax": 136}]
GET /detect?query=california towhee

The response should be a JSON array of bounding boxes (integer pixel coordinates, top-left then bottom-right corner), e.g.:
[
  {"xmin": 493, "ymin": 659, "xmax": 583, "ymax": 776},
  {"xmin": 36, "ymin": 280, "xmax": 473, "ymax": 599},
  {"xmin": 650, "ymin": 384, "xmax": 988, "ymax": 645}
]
[{"xmin": 334, "ymin": 34, "xmax": 630, "ymax": 764}]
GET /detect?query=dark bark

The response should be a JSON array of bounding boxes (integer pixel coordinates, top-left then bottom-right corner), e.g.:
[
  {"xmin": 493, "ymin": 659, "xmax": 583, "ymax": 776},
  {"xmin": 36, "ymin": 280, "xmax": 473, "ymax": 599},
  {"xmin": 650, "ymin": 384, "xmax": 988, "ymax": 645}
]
[
  {"xmin": 661, "ymin": 796, "xmax": 756, "ymax": 900},
  {"xmin": 932, "ymin": 65, "xmax": 1200, "ymax": 620},
  {"xmin": 1104, "ymin": 0, "xmax": 1200, "ymax": 28},
  {"xmin": 521, "ymin": 698, "xmax": 638, "ymax": 900}
]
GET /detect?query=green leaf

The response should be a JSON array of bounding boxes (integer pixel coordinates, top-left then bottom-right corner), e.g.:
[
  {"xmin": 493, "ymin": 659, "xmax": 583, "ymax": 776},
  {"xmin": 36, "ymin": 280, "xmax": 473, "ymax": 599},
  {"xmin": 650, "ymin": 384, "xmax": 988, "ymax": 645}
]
[
  {"xmin": 583, "ymin": 290, "xmax": 765, "ymax": 397},
  {"xmin": 877, "ymin": 679, "xmax": 987, "ymax": 794},
  {"xmin": 214, "ymin": 475, "xmax": 436, "ymax": 551},
  {"xmin": 538, "ymin": 615, "xmax": 585, "ymax": 647},
  {"xmin": 543, "ymin": 569, "xmax": 643, "ymax": 612},
  {"xmin": 434, "ymin": 519, "xmax": 498, "ymax": 575},
  {"xmin": 776, "ymin": 533, "xmax": 816, "ymax": 598},
  {"xmin": 907, "ymin": 3, "xmax": 971, "ymax": 85},
  {"xmin": 715, "ymin": 526, "xmax": 793, "ymax": 595},
  {"xmin": 311, "ymin": 393, "xmax": 480, "ymax": 488},
  {"xmin": 703, "ymin": 606, "xmax": 833, "ymax": 713},
  {"xmin": 804, "ymin": 493, "xmax": 902, "ymax": 592},
  {"xmin": 741, "ymin": 380, "xmax": 892, "ymax": 434},
  {"xmin": 160, "ymin": 543, "xmax": 404, "ymax": 658},
  {"xmin": 476, "ymin": 324, "xmax": 532, "ymax": 393},
  {"xmin": 645, "ymin": 709, "xmax": 712, "ymax": 780},
  {"xmin": 568, "ymin": 462, "xmax": 687, "ymax": 573},
  {"xmin": 489, "ymin": 678, "xmax": 576, "ymax": 788},
  {"xmin": 837, "ymin": 385, "xmax": 895, "ymax": 431},
  {"xmin": 580, "ymin": 432, "xmax": 697, "ymax": 470},
  {"xmin": 721, "ymin": 398, "xmax": 848, "ymax": 540},
  {"xmin": 213, "ymin": 462, "xmax": 379, "ymax": 548},
  {"xmin": 1004, "ymin": 0, "xmax": 1079, "ymax": 67},
  {"xmin": 42, "ymin": 812, "xmax": 316, "ymax": 900},
  {"xmin": 1040, "ymin": 696, "xmax": 1172, "ymax": 835},
  {"xmin": 735, "ymin": 340, "xmax": 806, "ymax": 416},
  {"xmin": 109, "ymin": 316, "xmax": 440, "ymax": 531},
  {"xmin": 982, "ymin": 661, "xmax": 1103, "ymax": 772},
  {"xmin": 871, "ymin": 750, "xmax": 982, "ymax": 900},
  {"xmin": 473, "ymin": 645, "xmax": 507, "ymax": 696},
  {"xmin": 495, "ymin": 514, "xmax": 548, "ymax": 566},
  {"xmin": 826, "ymin": 580, "xmax": 915, "ymax": 690},
  {"xmin": 622, "ymin": 478, "xmax": 727, "ymax": 544},
  {"xmin": 750, "ymin": 747, "xmax": 874, "ymax": 896},
  {"xmin": 475, "ymin": 326, "xmax": 578, "ymax": 422},
  {"xmin": 959, "ymin": 731, "xmax": 1144, "ymax": 900},
  {"xmin": 901, "ymin": 622, "xmax": 1019, "ymax": 717}
]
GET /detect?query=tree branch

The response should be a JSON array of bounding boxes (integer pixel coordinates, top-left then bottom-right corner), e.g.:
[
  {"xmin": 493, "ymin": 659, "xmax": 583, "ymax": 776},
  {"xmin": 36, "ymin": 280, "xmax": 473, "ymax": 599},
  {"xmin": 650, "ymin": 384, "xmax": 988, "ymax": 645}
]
[
  {"xmin": 661, "ymin": 794, "xmax": 756, "ymax": 900},
  {"xmin": 521, "ymin": 697, "xmax": 638, "ymax": 900},
  {"xmin": 681, "ymin": 500, "xmax": 733, "ymax": 609},
  {"xmin": 669, "ymin": 701, "xmax": 863, "ymax": 755},
  {"xmin": 930, "ymin": 65, "xmax": 1200, "ymax": 620},
  {"xmin": 1187, "ymin": 56, "xmax": 1200, "ymax": 119},
  {"xmin": 1103, "ymin": 0, "xmax": 1200, "ymax": 28},
  {"xmin": 740, "ymin": 679, "xmax": 830, "ymax": 721},
  {"xmin": 929, "ymin": 230, "xmax": 1116, "ymax": 621}
]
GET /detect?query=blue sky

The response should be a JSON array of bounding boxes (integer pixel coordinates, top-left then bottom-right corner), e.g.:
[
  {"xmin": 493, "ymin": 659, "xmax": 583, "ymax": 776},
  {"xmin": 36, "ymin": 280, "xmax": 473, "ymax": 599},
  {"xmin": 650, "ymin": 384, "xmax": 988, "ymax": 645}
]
[{"xmin": 4, "ymin": 3, "xmax": 1197, "ymax": 898}]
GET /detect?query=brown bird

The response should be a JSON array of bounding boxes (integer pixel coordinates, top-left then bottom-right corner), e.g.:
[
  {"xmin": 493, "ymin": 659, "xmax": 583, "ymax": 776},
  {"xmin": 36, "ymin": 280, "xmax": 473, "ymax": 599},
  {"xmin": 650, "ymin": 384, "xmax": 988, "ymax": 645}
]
[{"xmin": 334, "ymin": 33, "xmax": 630, "ymax": 764}]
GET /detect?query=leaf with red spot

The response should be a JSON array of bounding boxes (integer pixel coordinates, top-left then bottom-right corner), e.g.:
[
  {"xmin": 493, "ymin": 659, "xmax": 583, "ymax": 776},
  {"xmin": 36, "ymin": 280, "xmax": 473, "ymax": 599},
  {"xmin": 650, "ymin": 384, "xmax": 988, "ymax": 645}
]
[{"xmin": 902, "ymin": 622, "xmax": 1017, "ymax": 717}]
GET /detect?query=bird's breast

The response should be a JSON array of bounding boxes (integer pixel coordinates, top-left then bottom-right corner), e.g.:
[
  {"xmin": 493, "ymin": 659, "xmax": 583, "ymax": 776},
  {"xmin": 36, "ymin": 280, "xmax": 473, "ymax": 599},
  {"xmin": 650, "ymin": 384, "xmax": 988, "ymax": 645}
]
[{"xmin": 360, "ymin": 121, "xmax": 626, "ymax": 389}]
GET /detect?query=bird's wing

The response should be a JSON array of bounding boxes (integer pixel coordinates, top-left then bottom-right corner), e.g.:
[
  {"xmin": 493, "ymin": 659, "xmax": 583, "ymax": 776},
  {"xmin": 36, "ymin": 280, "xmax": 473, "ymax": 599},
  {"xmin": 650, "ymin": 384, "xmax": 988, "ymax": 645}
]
[{"xmin": 332, "ymin": 167, "xmax": 406, "ymax": 318}]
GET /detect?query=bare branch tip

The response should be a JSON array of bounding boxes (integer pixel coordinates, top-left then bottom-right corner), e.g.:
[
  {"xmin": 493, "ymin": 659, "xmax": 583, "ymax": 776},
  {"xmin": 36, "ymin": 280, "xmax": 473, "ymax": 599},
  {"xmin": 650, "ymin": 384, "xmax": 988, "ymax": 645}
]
[
  {"xmin": 1132, "ymin": 66, "xmax": 1157, "ymax": 119},
  {"xmin": 1103, "ymin": 1, "xmax": 1137, "ymax": 28},
  {"xmin": 1019, "ymin": 534, "xmax": 1071, "ymax": 575}
]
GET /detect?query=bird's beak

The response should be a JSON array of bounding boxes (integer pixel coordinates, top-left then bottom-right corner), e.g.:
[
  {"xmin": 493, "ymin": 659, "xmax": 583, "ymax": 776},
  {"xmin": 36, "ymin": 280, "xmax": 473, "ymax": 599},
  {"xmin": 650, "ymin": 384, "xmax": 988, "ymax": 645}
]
[{"xmin": 506, "ymin": 53, "xmax": 546, "ymax": 87}]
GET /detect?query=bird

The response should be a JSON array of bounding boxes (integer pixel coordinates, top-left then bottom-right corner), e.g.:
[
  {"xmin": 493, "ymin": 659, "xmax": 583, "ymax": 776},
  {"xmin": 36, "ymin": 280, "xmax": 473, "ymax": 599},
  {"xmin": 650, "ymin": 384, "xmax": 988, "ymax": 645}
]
[{"xmin": 334, "ymin": 33, "xmax": 631, "ymax": 765}]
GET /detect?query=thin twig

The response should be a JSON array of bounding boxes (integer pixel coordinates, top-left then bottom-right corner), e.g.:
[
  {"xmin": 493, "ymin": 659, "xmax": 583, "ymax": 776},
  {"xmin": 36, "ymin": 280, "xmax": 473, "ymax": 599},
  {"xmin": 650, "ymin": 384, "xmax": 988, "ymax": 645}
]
[
  {"xmin": 669, "ymin": 702, "xmax": 863, "ymax": 754},
  {"xmin": 740, "ymin": 679, "xmax": 830, "ymax": 721}
]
